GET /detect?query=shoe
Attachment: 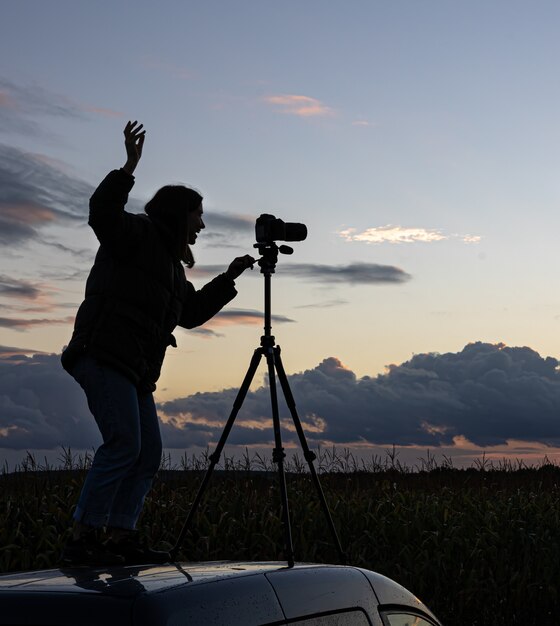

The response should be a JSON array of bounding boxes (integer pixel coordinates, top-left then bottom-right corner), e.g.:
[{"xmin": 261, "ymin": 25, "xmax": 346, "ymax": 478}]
[
  {"xmin": 60, "ymin": 529, "xmax": 125, "ymax": 567},
  {"xmin": 106, "ymin": 531, "xmax": 171, "ymax": 566}
]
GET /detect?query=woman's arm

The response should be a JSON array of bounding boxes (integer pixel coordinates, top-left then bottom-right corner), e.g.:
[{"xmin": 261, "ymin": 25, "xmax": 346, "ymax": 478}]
[
  {"xmin": 88, "ymin": 122, "xmax": 146, "ymax": 252},
  {"xmin": 179, "ymin": 256, "xmax": 255, "ymax": 329},
  {"xmin": 179, "ymin": 274, "xmax": 238, "ymax": 329}
]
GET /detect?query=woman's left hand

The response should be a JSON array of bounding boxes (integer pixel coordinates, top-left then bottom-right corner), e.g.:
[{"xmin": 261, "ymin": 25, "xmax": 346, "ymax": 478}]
[{"xmin": 226, "ymin": 255, "xmax": 256, "ymax": 280}]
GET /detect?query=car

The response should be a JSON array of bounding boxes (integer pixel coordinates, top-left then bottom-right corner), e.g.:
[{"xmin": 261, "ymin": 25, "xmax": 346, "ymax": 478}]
[{"xmin": 0, "ymin": 560, "xmax": 442, "ymax": 626}]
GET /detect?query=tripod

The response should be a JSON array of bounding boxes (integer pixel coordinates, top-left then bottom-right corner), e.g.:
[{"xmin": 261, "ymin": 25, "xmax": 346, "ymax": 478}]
[{"xmin": 171, "ymin": 241, "xmax": 345, "ymax": 567}]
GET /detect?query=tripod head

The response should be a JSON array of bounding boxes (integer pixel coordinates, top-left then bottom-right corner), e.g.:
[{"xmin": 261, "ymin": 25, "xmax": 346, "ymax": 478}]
[{"xmin": 253, "ymin": 241, "xmax": 294, "ymax": 274}]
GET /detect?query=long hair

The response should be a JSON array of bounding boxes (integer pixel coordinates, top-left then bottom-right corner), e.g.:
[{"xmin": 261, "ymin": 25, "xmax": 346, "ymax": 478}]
[{"xmin": 145, "ymin": 185, "xmax": 202, "ymax": 268}]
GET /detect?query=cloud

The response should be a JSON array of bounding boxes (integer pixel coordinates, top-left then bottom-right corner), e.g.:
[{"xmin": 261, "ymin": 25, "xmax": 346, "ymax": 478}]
[
  {"xmin": 187, "ymin": 327, "xmax": 224, "ymax": 339},
  {"xmin": 0, "ymin": 352, "xmax": 99, "ymax": 450},
  {"xmin": 262, "ymin": 94, "xmax": 334, "ymax": 117},
  {"xmin": 339, "ymin": 225, "xmax": 481, "ymax": 245},
  {"xmin": 0, "ymin": 345, "xmax": 47, "ymax": 358},
  {"xmin": 192, "ymin": 262, "xmax": 411, "ymax": 285},
  {"xmin": 0, "ymin": 275, "xmax": 41, "ymax": 300},
  {"xmin": 211, "ymin": 309, "xmax": 294, "ymax": 326},
  {"xmin": 280, "ymin": 262, "xmax": 411, "ymax": 285},
  {"xmin": 41, "ymin": 239, "xmax": 93, "ymax": 258},
  {"xmin": 0, "ymin": 77, "xmax": 83, "ymax": 122},
  {"xmin": 462, "ymin": 234, "xmax": 482, "ymax": 243},
  {"xmin": 3, "ymin": 342, "xmax": 560, "ymax": 452},
  {"xmin": 157, "ymin": 342, "xmax": 560, "ymax": 449},
  {"xmin": 187, "ymin": 308, "xmax": 295, "ymax": 338},
  {"xmin": 39, "ymin": 268, "xmax": 90, "ymax": 284},
  {"xmin": 295, "ymin": 299, "xmax": 348, "ymax": 309},
  {"xmin": 0, "ymin": 303, "xmax": 70, "ymax": 315},
  {"xmin": 0, "ymin": 315, "xmax": 74, "ymax": 331},
  {"xmin": 0, "ymin": 143, "xmax": 93, "ymax": 246},
  {"xmin": 0, "ymin": 77, "xmax": 122, "ymax": 135}
]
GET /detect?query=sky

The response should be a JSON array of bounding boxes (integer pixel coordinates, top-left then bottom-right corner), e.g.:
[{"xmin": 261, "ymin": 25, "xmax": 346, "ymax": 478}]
[{"xmin": 2, "ymin": 0, "xmax": 560, "ymax": 469}]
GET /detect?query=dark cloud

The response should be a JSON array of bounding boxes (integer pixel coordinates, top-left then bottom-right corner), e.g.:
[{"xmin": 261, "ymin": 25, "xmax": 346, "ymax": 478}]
[
  {"xmin": 0, "ymin": 143, "xmax": 93, "ymax": 245},
  {"xmin": 0, "ymin": 352, "xmax": 99, "ymax": 450},
  {"xmin": 280, "ymin": 262, "xmax": 411, "ymax": 284},
  {"xmin": 158, "ymin": 342, "xmax": 560, "ymax": 449},
  {"xmin": 0, "ymin": 345, "xmax": 47, "ymax": 357},
  {"xmin": 0, "ymin": 275, "xmax": 41, "ymax": 299},
  {"xmin": 3, "ymin": 342, "xmax": 560, "ymax": 452},
  {"xmin": 0, "ymin": 315, "xmax": 74, "ymax": 331},
  {"xmin": 191, "ymin": 262, "xmax": 411, "ymax": 285}
]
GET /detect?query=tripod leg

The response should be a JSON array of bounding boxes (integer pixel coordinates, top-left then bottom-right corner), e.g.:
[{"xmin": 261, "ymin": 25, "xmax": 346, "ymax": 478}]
[
  {"xmin": 273, "ymin": 346, "xmax": 346, "ymax": 564},
  {"xmin": 170, "ymin": 348, "xmax": 263, "ymax": 561},
  {"xmin": 264, "ymin": 347, "xmax": 295, "ymax": 567}
]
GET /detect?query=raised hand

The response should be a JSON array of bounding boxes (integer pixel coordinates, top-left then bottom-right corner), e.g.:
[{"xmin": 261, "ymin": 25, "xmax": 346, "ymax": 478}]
[{"xmin": 122, "ymin": 121, "xmax": 146, "ymax": 175}]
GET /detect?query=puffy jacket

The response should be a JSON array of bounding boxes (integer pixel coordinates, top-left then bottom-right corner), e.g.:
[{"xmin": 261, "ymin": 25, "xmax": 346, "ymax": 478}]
[{"xmin": 61, "ymin": 169, "xmax": 237, "ymax": 391}]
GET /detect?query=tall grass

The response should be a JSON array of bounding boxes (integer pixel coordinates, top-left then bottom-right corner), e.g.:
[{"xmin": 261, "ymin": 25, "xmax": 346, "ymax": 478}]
[{"xmin": 1, "ymin": 447, "xmax": 559, "ymax": 625}]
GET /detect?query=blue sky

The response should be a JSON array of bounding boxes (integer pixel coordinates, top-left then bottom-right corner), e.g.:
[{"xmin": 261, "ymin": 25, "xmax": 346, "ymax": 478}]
[{"xmin": 2, "ymin": 1, "xmax": 560, "ymax": 468}]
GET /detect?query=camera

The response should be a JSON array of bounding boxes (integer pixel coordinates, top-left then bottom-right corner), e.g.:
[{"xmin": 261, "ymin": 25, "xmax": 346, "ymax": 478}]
[{"xmin": 255, "ymin": 214, "xmax": 307, "ymax": 244}]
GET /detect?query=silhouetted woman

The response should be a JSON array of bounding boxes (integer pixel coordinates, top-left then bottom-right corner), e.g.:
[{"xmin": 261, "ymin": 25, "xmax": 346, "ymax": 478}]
[{"xmin": 60, "ymin": 121, "xmax": 254, "ymax": 565}]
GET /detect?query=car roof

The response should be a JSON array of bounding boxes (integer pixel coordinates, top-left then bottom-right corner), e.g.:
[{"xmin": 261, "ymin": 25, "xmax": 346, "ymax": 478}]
[
  {"xmin": 0, "ymin": 561, "xmax": 441, "ymax": 626},
  {"xmin": 0, "ymin": 561, "xmax": 288, "ymax": 598}
]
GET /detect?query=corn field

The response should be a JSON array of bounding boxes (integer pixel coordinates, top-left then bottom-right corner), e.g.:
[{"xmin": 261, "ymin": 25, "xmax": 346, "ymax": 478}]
[{"xmin": 1, "ymin": 447, "xmax": 559, "ymax": 625}]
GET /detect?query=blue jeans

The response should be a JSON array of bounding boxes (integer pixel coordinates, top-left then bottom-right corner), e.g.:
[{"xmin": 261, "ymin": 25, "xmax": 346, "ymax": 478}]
[{"xmin": 71, "ymin": 354, "xmax": 162, "ymax": 529}]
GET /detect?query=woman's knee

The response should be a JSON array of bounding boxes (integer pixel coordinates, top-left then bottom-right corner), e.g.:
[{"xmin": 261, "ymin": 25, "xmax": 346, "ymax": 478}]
[{"xmin": 100, "ymin": 428, "xmax": 142, "ymax": 467}]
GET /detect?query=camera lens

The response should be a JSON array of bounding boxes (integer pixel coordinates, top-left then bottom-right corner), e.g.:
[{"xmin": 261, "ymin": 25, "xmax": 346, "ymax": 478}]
[{"xmin": 283, "ymin": 223, "xmax": 307, "ymax": 242}]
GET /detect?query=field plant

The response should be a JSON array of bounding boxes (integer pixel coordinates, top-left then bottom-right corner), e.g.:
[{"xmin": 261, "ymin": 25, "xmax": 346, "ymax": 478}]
[{"xmin": 1, "ymin": 446, "xmax": 559, "ymax": 625}]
